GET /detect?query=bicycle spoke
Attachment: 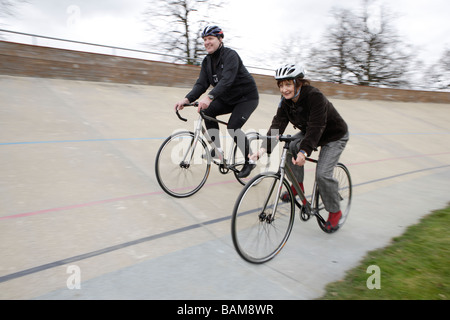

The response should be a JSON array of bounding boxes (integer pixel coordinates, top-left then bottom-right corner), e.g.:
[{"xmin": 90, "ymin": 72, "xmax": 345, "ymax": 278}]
[
  {"xmin": 155, "ymin": 132, "xmax": 211, "ymax": 197},
  {"xmin": 232, "ymin": 174, "xmax": 295, "ymax": 263}
]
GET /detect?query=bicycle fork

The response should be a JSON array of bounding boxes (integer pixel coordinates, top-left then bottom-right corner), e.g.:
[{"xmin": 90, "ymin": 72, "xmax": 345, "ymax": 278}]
[
  {"xmin": 259, "ymin": 146, "xmax": 306, "ymax": 222},
  {"xmin": 180, "ymin": 116, "xmax": 223, "ymax": 167},
  {"xmin": 180, "ymin": 121, "xmax": 202, "ymax": 168}
]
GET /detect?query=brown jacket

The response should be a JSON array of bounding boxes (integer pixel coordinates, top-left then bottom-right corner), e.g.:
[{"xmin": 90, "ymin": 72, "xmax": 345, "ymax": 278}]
[{"xmin": 264, "ymin": 85, "xmax": 348, "ymax": 156}]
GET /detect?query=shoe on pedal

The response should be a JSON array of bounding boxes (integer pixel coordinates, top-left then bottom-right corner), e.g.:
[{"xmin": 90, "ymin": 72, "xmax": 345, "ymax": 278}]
[
  {"xmin": 280, "ymin": 191, "xmax": 291, "ymax": 202},
  {"xmin": 279, "ymin": 184, "xmax": 299, "ymax": 202},
  {"xmin": 279, "ymin": 184, "xmax": 308, "ymax": 206},
  {"xmin": 325, "ymin": 210, "xmax": 342, "ymax": 231},
  {"xmin": 237, "ymin": 162, "xmax": 256, "ymax": 178}
]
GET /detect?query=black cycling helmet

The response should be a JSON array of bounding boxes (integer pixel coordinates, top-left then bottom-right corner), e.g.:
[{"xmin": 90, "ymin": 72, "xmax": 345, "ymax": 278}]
[{"xmin": 201, "ymin": 25, "xmax": 224, "ymax": 39}]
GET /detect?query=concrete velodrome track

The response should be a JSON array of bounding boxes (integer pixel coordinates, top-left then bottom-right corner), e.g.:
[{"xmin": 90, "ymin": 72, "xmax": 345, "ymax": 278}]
[{"xmin": 1, "ymin": 75, "xmax": 449, "ymax": 300}]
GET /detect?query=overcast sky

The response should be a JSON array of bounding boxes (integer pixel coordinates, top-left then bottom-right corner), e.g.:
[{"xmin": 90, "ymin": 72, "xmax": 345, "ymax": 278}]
[{"xmin": 1, "ymin": 0, "xmax": 449, "ymax": 70}]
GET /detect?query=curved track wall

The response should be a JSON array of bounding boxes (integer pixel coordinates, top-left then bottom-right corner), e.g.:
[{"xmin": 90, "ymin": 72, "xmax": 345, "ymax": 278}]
[{"xmin": 1, "ymin": 40, "xmax": 449, "ymax": 104}]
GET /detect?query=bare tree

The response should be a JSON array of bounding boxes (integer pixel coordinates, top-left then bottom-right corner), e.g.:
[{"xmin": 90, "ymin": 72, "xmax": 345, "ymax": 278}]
[
  {"xmin": 143, "ymin": 0, "xmax": 225, "ymax": 65},
  {"xmin": 426, "ymin": 49, "xmax": 450, "ymax": 91},
  {"xmin": 309, "ymin": 8, "xmax": 355, "ymax": 83},
  {"xmin": 269, "ymin": 33, "xmax": 310, "ymax": 68},
  {"xmin": 1, "ymin": 0, "xmax": 19, "ymax": 17},
  {"xmin": 309, "ymin": 0, "xmax": 414, "ymax": 88},
  {"xmin": 0, "ymin": 0, "xmax": 28, "ymax": 38},
  {"xmin": 0, "ymin": 0, "xmax": 28, "ymax": 22},
  {"xmin": 349, "ymin": 0, "xmax": 413, "ymax": 87}
]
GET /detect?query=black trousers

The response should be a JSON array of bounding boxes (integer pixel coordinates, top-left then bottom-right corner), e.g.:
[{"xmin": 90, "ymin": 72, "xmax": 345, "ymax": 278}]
[{"xmin": 203, "ymin": 98, "xmax": 258, "ymax": 162}]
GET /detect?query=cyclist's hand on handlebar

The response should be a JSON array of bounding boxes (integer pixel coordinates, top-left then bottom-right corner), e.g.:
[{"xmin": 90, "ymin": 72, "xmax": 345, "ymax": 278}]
[
  {"xmin": 249, "ymin": 148, "xmax": 266, "ymax": 161},
  {"xmin": 197, "ymin": 96, "xmax": 212, "ymax": 113},
  {"xmin": 174, "ymin": 98, "xmax": 190, "ymax": 111},
  {"xmin": 292, "ymin": 151, "xmax": 306, "ymax": 167}
]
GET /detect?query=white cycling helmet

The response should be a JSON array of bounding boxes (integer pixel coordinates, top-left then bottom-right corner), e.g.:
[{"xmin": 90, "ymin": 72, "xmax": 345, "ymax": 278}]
[{"xmin": 275, "ymin": 64, "xmax": 306, "ymax": 80}]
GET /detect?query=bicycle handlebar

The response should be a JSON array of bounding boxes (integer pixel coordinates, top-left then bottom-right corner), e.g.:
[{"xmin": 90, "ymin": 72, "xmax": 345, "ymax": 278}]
[
  {"xmin": 175, "ymin": 103, "xmax": 198, "ymax": 122},
  {"xmin": 175, "ymin": 102, "xmax": 228, "ymax": 126},
  {"xmin": 261, "ymin": 134, "xmax": 296, "ymax": 142},
  {"xmin": 264, "ymin": 134, "xmax": 318, "ymax": 161}
]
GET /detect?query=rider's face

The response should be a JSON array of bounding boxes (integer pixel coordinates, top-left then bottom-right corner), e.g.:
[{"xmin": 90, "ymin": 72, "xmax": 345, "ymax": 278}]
[
  {"xmin": 278, "ymin": 80, "xmax": 296, "ymax": 100},
  {"xmin": 203, "ymin": 36, "xmax": 222, "ymax": 54}
]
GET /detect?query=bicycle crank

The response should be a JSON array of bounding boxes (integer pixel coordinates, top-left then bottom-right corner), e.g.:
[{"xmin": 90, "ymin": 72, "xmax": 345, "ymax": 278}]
[
  {"xmin": 298, "ymin": 205, "xmax": 310, "ymax": 221},
  {"xmin": 219, "ymin": 163, "xmax": 229, "ymax": 174}
]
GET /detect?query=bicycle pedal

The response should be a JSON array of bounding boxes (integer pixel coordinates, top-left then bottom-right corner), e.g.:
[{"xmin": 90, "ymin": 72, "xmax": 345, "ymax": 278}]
[
  {"xmin": 213, "ymin": 158, "xmax": 227, "ymax": 166},
  {"xmin": 300, "ymin": 213, "xmax": 310, "ymax": 222}
]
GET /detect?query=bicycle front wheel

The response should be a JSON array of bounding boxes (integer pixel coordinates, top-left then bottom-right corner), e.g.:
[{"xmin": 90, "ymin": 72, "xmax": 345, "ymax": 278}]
[
  {"xmin": 231, "ymin": 173, "xmax": 295, "ymax": 264},
  {"xmin": 155, "ymin": 131, "xmax": 211, "ymax": 198}
]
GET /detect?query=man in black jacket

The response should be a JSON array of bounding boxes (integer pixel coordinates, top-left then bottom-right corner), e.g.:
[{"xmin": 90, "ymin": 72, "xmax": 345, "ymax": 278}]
[
  {"xmin": 175, "ymin": 25, "xmax": 259, "ymax": 178},
  {"xmin": 251, "ymin": 64, "xmax": 349, "ymax": 231}
]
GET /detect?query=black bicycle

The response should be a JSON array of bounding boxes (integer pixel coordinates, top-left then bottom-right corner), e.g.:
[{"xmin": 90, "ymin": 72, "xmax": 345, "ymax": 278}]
[
  {"xmin": 155, "ymin": 103, "xmax": 266, "ymax": 198},
  {"xmin": 231, "ymin": 135, "xmax": 352, "ymax": 264}
]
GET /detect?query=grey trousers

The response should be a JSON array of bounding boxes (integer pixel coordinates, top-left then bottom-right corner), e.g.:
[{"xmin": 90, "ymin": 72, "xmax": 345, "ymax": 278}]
[{"xmin": 287, "ymin": 131, "xmax": 349, "ymax": 213}]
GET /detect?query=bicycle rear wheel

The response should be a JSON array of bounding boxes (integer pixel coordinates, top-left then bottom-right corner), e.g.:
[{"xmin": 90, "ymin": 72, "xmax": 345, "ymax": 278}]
[
  {"xmin": 155, "ymin": 131, "xmax": 211, "ymax": 197},
  {"xmin": 316, "ymin": 163, "xmax": 352, "ymax": 233},
  {"xmin": 231, "ymin": 173, "xmax": 295, "ymax": 264}
]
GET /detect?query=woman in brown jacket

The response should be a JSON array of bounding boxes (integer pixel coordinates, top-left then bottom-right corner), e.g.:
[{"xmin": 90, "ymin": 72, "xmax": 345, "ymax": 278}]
[{"xmin": 250, "ymin": 64, "xmax": 349, "ymax": 231}]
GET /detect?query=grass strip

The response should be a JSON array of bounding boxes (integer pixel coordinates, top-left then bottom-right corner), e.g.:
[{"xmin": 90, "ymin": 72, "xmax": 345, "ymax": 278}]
[{"xmin": 320, "ymin": 205, "xmax": 450, "ymax": 300}]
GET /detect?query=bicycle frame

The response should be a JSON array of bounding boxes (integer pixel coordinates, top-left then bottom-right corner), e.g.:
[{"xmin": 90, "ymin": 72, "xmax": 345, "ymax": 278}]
[
  {"xmin": 176, "ymin": 105, "xmax": 254, "ymax": 173},
  {"xmin": 269, "ymin": 144, "xmax": 308, "ymax": 215},
  {"xmin": 269, "ymin": 139, "xmax": 325, "ymax": 222}
]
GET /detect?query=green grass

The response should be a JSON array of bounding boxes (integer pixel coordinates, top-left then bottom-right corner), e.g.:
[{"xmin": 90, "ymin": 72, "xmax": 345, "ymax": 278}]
[{"xmin": 319, "ymin": 205, "xmax": 450, "ymax": 300}]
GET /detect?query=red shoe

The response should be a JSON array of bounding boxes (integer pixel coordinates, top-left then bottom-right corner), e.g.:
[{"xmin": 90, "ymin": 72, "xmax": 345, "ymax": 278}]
[{"xmin": 325, "ymin": 210, "xmax": 342, "ymax": 231}]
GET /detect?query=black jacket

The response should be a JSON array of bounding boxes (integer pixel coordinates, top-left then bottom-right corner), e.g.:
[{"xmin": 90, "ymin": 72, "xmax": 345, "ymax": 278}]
[
  {"xmin": 264, "ymin": 85, "xmax": 348, "ymax": 156},
  {"xmin": 185, "ymin": 45, "xmax": 258, "ymax": 104}
]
